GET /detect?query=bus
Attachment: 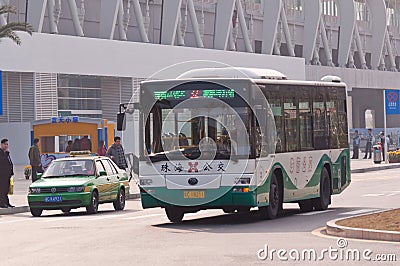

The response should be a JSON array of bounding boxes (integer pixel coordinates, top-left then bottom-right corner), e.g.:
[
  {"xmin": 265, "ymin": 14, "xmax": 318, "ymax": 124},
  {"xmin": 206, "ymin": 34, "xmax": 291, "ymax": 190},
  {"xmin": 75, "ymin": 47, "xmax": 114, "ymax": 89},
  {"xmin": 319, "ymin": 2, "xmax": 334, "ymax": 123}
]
[{"xmin": 118, "ymin": 67, "xmax": 350, "ymax": 223}]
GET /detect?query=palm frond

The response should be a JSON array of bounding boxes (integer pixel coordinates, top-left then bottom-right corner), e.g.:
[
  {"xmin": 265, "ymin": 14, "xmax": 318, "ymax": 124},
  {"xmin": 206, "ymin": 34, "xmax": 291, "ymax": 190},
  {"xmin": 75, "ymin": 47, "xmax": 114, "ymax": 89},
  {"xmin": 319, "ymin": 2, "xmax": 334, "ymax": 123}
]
[
  {"xmin": 0, "ymin": 5, "xmax": 33, "ymax": 45},
  {"xmin": 0, "ymin": 5, "xmax": 16, "ymax": 15},
  {"xmin": 0, "ymin": 22, "xmax": 33, "ymax": 35}
]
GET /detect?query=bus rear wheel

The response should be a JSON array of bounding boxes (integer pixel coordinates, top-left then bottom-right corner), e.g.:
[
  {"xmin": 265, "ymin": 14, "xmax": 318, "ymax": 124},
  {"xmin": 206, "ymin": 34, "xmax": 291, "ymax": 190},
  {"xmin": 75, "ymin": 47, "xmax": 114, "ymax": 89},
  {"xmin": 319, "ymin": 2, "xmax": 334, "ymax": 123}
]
[
  {"xmin": 313, "ymin": 167, "xmax": 331, "ymax": 211},
  {"xmin": 165, "ymin": 207, "xmax": 184, "ymax": 223}
]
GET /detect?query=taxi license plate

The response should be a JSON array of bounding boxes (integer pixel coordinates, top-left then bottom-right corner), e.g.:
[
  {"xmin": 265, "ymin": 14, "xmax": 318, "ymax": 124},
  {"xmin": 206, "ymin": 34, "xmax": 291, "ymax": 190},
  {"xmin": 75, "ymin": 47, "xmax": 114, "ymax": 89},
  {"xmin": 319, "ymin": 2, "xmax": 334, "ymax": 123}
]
[
  {"xmin": 184, "ymin": 191, "xmax": 204, "ymax": 199},
  {"xmin": 44, "ymin": 196, "xmax": 62, "ymax": 202}
]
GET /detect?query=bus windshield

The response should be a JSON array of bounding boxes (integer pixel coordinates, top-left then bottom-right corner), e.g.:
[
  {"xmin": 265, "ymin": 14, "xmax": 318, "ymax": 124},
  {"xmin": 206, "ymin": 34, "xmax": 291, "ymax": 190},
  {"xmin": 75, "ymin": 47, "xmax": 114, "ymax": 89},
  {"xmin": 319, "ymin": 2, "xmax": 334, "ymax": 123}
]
[{"xmin": 144, "ymin": 104, "xmax": 252, "ymax": 161}]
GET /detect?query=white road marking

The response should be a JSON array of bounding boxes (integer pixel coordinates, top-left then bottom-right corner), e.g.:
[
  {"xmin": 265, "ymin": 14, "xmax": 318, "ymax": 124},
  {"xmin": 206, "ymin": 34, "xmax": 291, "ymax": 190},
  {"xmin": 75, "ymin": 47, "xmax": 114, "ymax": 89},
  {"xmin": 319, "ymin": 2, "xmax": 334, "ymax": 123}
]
[
  {"xmin": 338, "ymin": 209, "xmax": 378, "ymax": 216},
  {"xmin": 362, "ymin": 194, "xmax": 385, "ymax": 197},
  {"xmin": 386, "ymin": 193, "xmax": 397, "ymax": 196},
  {"xmin": 123, "ymin": 213, "xmax": 163, "ymax": 220},
  {"xmin": 296, "ymin": 210, "xmax": 334, "ymax": 216}
]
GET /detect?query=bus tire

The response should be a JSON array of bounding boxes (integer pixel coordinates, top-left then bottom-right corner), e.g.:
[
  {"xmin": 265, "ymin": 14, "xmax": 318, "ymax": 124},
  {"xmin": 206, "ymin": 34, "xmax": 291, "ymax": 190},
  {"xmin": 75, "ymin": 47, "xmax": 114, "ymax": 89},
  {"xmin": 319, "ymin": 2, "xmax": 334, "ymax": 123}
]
[
  {"xmin": 298, "ymin": 199, "xmax": 313, "ymax": 212},
  {"xmin": 165, "ymin": 207, "xmax": 184, "ymax": 223},
  {"xmin": 313, "ymin": 167, "xmax": 331, "ymax": 211},
  {"xmin": 260, "ymin": 172, "xmax": 281, "ymax": 219}
]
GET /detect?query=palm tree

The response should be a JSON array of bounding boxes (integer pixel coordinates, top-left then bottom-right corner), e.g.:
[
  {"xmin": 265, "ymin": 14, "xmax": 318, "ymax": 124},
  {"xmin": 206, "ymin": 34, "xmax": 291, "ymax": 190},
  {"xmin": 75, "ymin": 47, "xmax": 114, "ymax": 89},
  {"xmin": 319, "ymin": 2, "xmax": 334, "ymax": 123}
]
[{"xmin": 0, "ymin": 5, "xmax": 33, "ymax": 45}]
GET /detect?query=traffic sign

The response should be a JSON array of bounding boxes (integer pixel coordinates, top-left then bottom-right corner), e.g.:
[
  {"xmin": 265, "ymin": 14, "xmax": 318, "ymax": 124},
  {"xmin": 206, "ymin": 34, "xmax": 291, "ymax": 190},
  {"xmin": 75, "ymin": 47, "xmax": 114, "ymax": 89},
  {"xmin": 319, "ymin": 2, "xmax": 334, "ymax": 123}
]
[{"xmin": 385, "ymin": 90, "xmax": 400, "ymax": 115}]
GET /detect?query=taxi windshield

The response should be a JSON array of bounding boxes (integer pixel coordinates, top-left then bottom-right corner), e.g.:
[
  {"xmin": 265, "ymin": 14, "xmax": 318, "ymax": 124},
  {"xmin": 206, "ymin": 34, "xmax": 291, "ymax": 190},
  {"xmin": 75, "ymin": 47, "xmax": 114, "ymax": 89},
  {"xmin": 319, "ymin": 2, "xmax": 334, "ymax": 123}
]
[{"xmin": 43, "ymin": 159, "xmax": 95, "ymax": 177}]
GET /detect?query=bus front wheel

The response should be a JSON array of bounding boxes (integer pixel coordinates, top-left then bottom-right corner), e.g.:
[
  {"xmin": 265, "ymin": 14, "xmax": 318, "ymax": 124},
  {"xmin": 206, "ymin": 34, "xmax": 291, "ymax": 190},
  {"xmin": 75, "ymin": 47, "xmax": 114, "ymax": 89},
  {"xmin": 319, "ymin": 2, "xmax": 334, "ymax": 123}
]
[
  {"xmin": 313, "ymin": 167, "xmax": 331, "ymax": 211},
  {"xmin": 165, "ymin": 207, "xmax": 184, "ymax": 223},
  {"xmin": 260, "ymin": 172, "xmax": 282, "ymax": 219}
]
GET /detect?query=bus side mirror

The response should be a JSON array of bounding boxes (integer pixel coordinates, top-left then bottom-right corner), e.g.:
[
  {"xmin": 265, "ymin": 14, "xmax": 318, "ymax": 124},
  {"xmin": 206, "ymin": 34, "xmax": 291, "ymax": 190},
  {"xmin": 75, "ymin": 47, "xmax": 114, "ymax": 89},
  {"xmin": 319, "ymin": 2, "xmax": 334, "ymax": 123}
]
[{"xmin": 117, "ymin": 112, "xmax": 126, "ymax": 131}]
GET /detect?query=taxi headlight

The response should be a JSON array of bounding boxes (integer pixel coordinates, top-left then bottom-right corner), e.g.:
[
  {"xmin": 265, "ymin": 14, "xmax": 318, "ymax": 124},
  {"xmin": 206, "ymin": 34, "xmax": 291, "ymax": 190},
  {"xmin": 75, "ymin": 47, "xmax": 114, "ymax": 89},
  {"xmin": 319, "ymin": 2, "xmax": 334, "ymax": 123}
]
[
  {"xmin": 67, "ymin": 186, "xmax": 84, "ymax": 192},
  {"xmin": 30, "ymin": 188, "xmax": 41, "ymax": 194}
]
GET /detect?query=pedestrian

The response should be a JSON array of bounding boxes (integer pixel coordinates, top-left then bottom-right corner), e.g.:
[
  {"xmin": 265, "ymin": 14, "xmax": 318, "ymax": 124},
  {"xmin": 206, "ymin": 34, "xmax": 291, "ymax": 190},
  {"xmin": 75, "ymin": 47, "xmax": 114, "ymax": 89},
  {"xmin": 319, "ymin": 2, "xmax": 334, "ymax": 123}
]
[
  {"xmin": 0, "ymin": 139, "xmax": 15, "ymax": 208},
  {"xmin": 28, "ymin": 138, "xmax": 42, "ymax": 182},
  {"xmin": 379, "ymin": 131, "xmax": 386, "ymax": 161},
  {"xmin": 363, "ymin": 129, "xmax": 374, "ymax": 159},
  {"xmin": 97, "ymin": 140, "xmax": 107, "ymax": 156},
  {"xmin": 80, "ymin": 135, "xmax": 92, "ymax": 151},
  {"xmin": 351, "ymin": 130, "xmax": 360, "ymax": 159},
  {"xmin": 71, "ymin": 138, "xmax": 81, "ymax": 151},
  {"xmin": 106, "ymin": 136, "xmax": 127, "ymax": 169},
  {"xmin": 65, "ymin": 140, "xmax": 73, "ymax": 153}
]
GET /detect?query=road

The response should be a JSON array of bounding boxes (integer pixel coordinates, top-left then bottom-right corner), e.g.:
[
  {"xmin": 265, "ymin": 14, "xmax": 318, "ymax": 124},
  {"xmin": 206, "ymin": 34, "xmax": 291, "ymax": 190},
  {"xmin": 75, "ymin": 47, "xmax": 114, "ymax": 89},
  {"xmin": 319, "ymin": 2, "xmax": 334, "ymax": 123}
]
[{"xmin": 1, "ymin": 169, "xmax": 399, "ymax": 265}]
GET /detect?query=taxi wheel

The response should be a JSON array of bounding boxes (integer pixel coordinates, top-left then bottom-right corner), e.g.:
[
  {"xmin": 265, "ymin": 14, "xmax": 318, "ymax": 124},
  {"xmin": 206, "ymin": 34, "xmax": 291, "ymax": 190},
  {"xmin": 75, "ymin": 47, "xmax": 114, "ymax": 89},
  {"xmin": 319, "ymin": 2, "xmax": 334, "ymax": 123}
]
[
  {"xmin": 86, "ymin": 191, "xmax": 99, "ymax": 214},
  {"xmin": 61, "ymin": 208, "xmax": 71, "ymax": 213},
  {"xmin": 165, "ymin": 207, "xmax": 184, "ymax": 223},
  {"xmin": 113, "ymin": 188, "xmax": 125, "ymax": 211},
  {"xmin": 30, "ymin": 208, "xmax": 43, "ymax": 217}
]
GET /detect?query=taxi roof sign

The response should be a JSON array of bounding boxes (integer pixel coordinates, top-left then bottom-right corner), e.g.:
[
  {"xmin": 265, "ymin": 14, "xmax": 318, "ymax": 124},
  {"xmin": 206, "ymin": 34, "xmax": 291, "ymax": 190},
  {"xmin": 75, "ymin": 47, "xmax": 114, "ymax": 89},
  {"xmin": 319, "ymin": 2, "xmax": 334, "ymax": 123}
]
[{"xmin": 70, "ymin": 150, "xmax": 91, "ymax": 157}]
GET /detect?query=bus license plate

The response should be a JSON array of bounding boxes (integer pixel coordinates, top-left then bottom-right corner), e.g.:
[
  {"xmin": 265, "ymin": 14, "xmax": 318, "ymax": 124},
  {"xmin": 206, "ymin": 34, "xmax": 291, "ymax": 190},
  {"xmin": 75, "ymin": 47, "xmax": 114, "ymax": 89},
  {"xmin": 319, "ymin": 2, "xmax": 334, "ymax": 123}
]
[
  {"xmin": 184, "ymin": 191, "xmax": 204, "ymax": 199},
  {"xmin": 44, "ymin": 196, "xmax": 62, "ymax": 202}
]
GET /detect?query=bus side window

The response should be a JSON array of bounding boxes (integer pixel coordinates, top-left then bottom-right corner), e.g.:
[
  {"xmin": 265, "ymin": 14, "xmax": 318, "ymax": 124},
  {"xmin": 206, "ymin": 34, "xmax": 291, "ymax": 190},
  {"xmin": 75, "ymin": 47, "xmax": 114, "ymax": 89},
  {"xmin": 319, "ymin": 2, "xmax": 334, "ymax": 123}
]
[{"xmin": 313, "ymin": 87, "xmax": 328, "ymax": 150}]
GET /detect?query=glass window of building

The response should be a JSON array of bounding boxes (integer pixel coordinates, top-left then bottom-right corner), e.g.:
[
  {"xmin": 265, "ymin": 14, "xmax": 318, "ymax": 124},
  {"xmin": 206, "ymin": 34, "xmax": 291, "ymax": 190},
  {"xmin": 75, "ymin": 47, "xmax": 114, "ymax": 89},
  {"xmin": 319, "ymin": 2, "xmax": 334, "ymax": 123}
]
[{"xmin": 58, "ymin": 75, "xmax": 102, "ymax": 118}]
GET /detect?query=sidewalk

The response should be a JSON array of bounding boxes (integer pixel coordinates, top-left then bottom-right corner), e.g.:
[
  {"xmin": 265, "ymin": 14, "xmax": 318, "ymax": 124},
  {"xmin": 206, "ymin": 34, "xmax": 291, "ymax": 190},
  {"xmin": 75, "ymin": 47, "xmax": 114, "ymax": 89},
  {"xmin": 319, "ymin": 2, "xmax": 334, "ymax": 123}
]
[
  {"xmin": 2, "ymin": 160, "xmax": 400, "ymax": 216},
  {"xmin": 350, "ymin": 157, "xmax": 400, "ymax": 173}
]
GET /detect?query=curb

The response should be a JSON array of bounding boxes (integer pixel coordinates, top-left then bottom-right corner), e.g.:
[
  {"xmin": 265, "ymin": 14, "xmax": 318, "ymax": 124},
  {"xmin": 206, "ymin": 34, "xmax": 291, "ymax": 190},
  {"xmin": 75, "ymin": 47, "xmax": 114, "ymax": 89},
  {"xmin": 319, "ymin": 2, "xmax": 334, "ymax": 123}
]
[
  {"xmin": 0, "ymin": 193, "xmax": 141, "ymax": 215},
  {"xmin": 351, "ymin": 163, "xmax": 400, "ymax": 173},
  {"xmin": 0, "ymin": 206, "xmax": 30, "ymax": 215},
  {"xmin": 326, "ymin": 212, "xmax": 400, "ymax": 242}
]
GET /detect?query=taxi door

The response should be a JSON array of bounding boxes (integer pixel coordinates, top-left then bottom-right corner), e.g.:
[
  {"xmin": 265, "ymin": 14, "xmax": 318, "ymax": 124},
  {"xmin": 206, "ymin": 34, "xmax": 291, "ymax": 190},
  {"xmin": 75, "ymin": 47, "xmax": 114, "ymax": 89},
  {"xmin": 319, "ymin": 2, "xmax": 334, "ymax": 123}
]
[
  {"xmin": 95, "ymin": 160, "xmax": 111, "ymax": 201},
  {"xmin": 101, "ymin": 159, "xmax": 120, "ymax": 201}
]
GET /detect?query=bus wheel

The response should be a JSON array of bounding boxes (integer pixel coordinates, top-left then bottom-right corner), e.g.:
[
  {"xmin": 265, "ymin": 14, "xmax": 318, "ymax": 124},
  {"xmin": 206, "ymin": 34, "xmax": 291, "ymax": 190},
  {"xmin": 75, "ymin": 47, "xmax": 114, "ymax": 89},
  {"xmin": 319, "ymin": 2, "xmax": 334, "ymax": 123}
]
[
  {"xmin": 259, "ymin": 173, "xmax": 281, "ymax": 219},
  {"xmin": 313, "ymin": 167, "xmax": 331, "ymax": 211},
  {"xmin": 222, "ymin": 207, "xmax": 235, "ymax": 213},
  {"xmin": 165, "ymin": 207, "xmax": 184, "ymax": 223},
  {"xmin": 298, "ymin": 199, "xmax": 313, "ymax": 212}
]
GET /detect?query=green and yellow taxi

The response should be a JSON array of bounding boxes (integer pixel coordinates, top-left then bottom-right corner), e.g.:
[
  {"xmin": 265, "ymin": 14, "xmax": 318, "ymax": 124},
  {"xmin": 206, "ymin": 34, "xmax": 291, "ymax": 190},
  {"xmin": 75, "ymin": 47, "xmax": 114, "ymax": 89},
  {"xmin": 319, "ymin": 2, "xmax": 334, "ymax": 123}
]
[{"xmin": 28, "ymin": 152, "xmax": 130, "ymax": 217}]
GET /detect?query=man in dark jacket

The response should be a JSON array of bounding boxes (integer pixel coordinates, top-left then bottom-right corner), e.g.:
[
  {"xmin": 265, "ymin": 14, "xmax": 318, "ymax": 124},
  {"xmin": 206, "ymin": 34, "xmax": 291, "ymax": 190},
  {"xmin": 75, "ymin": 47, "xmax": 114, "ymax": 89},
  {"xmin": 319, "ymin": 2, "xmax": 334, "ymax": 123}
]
[
  {"xmin": 0, "ymin": 139, "xmax": 14, "ymax": 208},
  {"xmin": 29, "ymin": 138, "xmax": 42, "ymax": 182},
  {"xmin": 106, "ymin": 136, "xmax": 127, "ymax": 169}
]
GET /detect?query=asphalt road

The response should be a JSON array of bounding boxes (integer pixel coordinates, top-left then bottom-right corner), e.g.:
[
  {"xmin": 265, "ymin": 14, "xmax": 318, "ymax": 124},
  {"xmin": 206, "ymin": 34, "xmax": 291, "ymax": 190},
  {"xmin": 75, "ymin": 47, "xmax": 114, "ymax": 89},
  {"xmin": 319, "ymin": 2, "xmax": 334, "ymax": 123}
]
[{"xmin": 1, "ymin": 169, "xmax": 399, "ymax": 265}]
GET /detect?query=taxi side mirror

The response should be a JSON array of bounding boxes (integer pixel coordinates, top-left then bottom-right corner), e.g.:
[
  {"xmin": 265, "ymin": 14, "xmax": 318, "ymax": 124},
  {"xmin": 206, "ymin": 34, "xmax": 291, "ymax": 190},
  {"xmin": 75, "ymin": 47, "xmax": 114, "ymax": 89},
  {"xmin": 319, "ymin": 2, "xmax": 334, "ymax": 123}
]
[
  {"xmin": 37, "ymin": 173, "xmax": 43, "ymax": 179},
  {"xmin": 99, "ymin": 171, "xmax": 107, "ymax": 177}
]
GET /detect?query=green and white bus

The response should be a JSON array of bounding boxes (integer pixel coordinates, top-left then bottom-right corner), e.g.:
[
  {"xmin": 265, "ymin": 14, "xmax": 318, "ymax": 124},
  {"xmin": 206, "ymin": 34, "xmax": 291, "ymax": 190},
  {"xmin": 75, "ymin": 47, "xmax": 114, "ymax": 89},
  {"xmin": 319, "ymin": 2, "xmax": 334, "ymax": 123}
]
[{"xmin": 118, "ymin": 67, "xmax": 350, "ymax": 223}]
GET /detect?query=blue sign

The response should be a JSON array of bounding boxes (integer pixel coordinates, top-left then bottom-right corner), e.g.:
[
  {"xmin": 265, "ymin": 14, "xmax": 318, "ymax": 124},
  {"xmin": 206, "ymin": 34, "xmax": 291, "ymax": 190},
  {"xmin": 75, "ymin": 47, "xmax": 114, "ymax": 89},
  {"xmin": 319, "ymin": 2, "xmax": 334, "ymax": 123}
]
[
  {"xmin": 51, "ymin": 116, "xmax": 79, "ymax": 123},
  {"xmin": 0, "ymin": 70, "xmax": 2, "ymax": 116},
  {"xmin": 385, "ymin": 90, "xmax": 400, "ymax": 115}
]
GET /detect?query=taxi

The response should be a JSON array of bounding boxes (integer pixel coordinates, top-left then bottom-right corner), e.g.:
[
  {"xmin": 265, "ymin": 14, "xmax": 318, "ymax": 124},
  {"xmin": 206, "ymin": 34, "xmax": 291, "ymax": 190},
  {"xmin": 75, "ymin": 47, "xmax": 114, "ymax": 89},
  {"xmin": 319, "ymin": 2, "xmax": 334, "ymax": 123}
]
[{"xmin": 27, "ymin": 151, "xmax": 130, "ymax": 217}]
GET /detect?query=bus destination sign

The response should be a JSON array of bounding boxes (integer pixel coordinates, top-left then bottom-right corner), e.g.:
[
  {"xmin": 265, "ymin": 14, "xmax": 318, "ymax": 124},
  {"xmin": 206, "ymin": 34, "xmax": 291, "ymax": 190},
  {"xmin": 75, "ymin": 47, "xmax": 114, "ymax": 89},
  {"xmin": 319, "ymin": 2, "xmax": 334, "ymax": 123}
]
[{"xmin": 154, "ymin": 89, "xmax": 235, "ymax": 100}]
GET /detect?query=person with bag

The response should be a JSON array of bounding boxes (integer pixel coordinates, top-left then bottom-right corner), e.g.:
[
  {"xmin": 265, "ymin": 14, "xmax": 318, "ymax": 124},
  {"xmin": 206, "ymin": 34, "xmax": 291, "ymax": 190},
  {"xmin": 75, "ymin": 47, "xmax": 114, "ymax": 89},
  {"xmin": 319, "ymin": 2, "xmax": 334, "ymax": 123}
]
[
  {"xmin": 106, "ymin": 136, "xmax": 127, "ymax": 170},
  {"xmin": 28, "ymin": 138, "xmax": 42, "ymax": 183},
  {"xmin": 0, "ymin": 138, "xmax": 15, "ymax": 208}
]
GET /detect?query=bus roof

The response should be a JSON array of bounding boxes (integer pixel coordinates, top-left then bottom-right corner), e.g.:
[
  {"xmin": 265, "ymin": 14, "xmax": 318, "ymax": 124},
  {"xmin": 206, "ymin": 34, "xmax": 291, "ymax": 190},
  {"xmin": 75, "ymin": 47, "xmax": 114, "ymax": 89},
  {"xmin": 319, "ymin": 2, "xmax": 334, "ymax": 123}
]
[
  {"xmin": 141, "ymin": 67, "xmax": 346, "ymax": 88},
  {"xmin": 176, "ymin": 67, "xmax": 288, "ymax": 80}
]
